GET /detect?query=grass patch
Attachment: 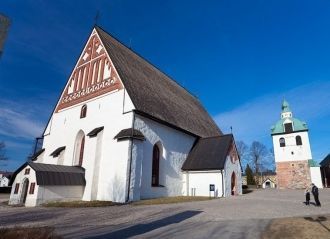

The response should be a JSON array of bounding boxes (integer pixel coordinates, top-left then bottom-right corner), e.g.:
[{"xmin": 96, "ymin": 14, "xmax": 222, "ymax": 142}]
[
  {"xmin": 43, "ymin": 200, "xmax": 120, "ymax": 208},
  {"xmin": 132, "ymin": 196, "xmax": 215, "ymax": 206},
  {"xmin": 0, "ymin": 226, "xmax": 62, "ymax": 239},
  {"xmin": 261, "ymin": 215, "xmax": 330, "ymax": 239}
]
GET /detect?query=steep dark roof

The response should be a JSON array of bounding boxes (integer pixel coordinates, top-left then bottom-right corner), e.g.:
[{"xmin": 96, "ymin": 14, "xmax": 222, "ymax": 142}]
[
  {"xmin": 50, "ymin": 146, "xmax": 66, "ymax": 157},
  {"xmin": 320, "ymin": 154, "xmax": 330, "ymax": 167},
  {"xmin": 10, "ymin": 162, "xmax": 85, "ymax": 186},
  {"xmin": 96, "ymin": 26, "xmax": 221, "ymax": 138},
  {"xmin": 182, "ymin": 134, "xmax": 233, "ymax": 171},
  {"xmin": 87, "ymin": 126, "xmax": 104, "ymax": 138},
  {"xmin": 114, "ymin": 128, "xmax": 145, "ymax": 141}
]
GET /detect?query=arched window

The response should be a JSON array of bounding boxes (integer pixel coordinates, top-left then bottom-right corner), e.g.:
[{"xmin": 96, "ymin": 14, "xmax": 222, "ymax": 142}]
[
  {"xmin": 279, "ymin": 138, "xmax": 285, "ymax": 147},
  {"xmin": 74, "ymin": 131, "xmax": 85, "ymax": 166},
  {"xmin": 78, "ymin": 135, "xmax": 85, "ymax": 166},
  {"xmin": 151, "ymin": 144, "xmax": 160, "ymax": 186},
  {"xmin": 80, "ymin": 105, "xmax": 87, "ymax": 118},
  {"xmin": 296, "ymin": 135, "xmax": 302, "ymax": 146}
]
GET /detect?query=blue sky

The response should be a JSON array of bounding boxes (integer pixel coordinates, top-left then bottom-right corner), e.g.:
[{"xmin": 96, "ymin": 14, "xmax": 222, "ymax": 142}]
[{"xmin": 0, "ymin": 0, "xmax": 329, "ymax": 171}]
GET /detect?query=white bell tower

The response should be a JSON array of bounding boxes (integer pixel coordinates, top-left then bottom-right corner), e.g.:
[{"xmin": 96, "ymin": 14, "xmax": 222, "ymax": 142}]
[{"xmin": 270, "ymin": 100, "xmax": 322, "ymax": 189}]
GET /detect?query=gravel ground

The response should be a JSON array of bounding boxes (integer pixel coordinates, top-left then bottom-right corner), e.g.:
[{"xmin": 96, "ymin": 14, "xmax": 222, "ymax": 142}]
[{"xmin": 0, "ymin": 189, "xmax": 329, "ymax": 239}]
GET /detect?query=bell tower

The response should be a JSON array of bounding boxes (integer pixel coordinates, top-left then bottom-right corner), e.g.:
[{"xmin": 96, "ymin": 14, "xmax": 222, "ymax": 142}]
[{"xmin": 271, "ymin": 100, "xmax": 312, "ymax": 189}]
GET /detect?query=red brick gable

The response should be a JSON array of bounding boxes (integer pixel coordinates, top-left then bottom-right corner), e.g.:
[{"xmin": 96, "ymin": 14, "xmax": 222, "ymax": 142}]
[{"xmin": 56, "ymin": 31, "xmax": 123, "ymax": 112}]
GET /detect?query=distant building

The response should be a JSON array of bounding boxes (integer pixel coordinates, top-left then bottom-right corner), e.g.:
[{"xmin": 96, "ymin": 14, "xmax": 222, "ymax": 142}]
[
  {"xmin": 320, "ymin": 154, "xmax": 330, "ymax": 188},
  {"xmin": 0, "ymin": 171, "xmax": 12, "ymax": 187},
  {"xmin": 242, "ymin": 171, "xmax": 277, "ymax": 188},
  {"xmin": 271, "ymin": 100, "xmax": 322, "ymax": 189}
]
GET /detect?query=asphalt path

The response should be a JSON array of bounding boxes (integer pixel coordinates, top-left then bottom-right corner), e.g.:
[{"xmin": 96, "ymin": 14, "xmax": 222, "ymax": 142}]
[{"xmin": 0, "ymin": 189, "xmax": 329, "ymax": 238}]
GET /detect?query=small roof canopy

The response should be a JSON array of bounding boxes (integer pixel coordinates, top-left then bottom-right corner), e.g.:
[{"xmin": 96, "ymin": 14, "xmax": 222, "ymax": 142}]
[
  {"xmin": 87, "ymin": 126, "xmax": 104, "ymax": 138},
  {"xmin": 114, "ymin": 128, "xmax": 145, "ymax": 141},
  {"xmin": 50, "ymin": 146, "xmax": 66, "ymax": 157},
  {"xmin": 10, "ymin": 162, "xmax": 85, "ymax": 186}
]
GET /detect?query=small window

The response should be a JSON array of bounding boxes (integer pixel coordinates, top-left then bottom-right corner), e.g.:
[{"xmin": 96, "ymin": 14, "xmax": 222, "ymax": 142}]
[
  {"xmin": 296, "ymin": 135, "xmax": 302, "ymax": 146},
  {"xmin": 279, "ymin": 138, "xmax": 286, "ymax": 147},
  {"xmin": 284, "ymin": 123, "xmax": 293, "ymax": 133},
  {"xmin": 80, "ymin": 105, "xmax": 87, "ymax": 118},
  {"xmin": 29, "ymin": 182, "xmax": 36, "ymax": 194},
  {"xmin": 14, "ymin": 183, "xmax": 19, "ymax": 194},
  {"xmin": 152, "ymin": 144, "xmax": 160, "ymax": 186},
  {"xmin": 24, "ymin": 168, "xmax": 30, "ymax": 175}
]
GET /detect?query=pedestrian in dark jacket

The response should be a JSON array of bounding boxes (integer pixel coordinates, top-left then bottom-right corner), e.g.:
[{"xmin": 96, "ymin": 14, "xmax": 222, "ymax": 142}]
[
  {"xmin": 305, "ymin": 188, "xmax": 310, "ymax": 205},
  {"xmin": 311, "ymin": 183, "xmax": 321, "ymax": 206}
]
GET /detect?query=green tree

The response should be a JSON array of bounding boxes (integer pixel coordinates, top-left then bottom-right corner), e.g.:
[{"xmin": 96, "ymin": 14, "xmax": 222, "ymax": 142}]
[{"xmin": 245, "ymin": 164, "xmax": 255, "ymax": 185}]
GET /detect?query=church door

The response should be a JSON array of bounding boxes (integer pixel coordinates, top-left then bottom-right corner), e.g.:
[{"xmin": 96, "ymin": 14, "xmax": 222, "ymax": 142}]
[
  {"xmin": 231, "ymin": 172, "xmax": 236, "ymax": 196},
  {"xmin": 20, "ymin": 179, "xmax": 29, "ymax": 204}
]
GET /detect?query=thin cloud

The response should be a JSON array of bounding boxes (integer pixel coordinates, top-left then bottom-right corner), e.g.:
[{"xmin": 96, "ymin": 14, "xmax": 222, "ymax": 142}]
[
  {"xmin": 0, "ymin": 99, "xmax": 45, "ymax": 139},
  {"xmin": 214, "ymin": 81, "xmax": 330, "ymax": 144}
]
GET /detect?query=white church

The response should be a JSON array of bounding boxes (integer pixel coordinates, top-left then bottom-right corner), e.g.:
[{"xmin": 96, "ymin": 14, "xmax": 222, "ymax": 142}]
[{"xmin": 9, "ymin": 26, "xmax": 242, "ymax": 207}]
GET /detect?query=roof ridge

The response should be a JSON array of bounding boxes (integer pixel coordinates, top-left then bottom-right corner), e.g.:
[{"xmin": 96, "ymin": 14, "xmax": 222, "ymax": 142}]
[
  {"xmin": 94, "ymin": 26, "xmax": 200, "ymax": 100},
  {"xmin": 201, "ymin": 134, "xmax": 233, "ymax": 139}
]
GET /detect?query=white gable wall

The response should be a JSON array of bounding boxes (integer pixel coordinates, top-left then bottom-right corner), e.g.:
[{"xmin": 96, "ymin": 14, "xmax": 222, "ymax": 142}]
[
  {"xmin": 39, "ymin": 88, "xmax": 135, "ymax": 203},
  {"xmin": 224, "ymin": 155, "xmax": 242, "ymax": 196},
  {"xmin": 9, "ymin": 166, "xmax": 38, "ymax": 207},
  {"xmin": 133, "ymin": 115, "xmax": 196, "ymax": 199}
]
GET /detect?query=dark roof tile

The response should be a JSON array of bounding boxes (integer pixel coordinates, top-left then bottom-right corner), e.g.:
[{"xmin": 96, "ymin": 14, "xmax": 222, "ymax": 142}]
[
  {"xmin": 182, "ymin": 134, "xmax": 233, "ymax": 171},
  {"xmin": 96, "ymin": 26, "xmax": 221, "ymax": 138}
]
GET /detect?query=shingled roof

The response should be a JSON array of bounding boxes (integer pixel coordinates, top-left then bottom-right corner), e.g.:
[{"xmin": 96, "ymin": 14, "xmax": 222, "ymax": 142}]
[
  {"xmin": 95, "ymin": 27, "xmax": 221, "ymax": 138},
  {"xmin": 182, "ymin": 134, "xmax": 234, "ymax": 171},
  {"xmin": 10, "ymin": 162, "xmax": 85, "ymax": 186}
]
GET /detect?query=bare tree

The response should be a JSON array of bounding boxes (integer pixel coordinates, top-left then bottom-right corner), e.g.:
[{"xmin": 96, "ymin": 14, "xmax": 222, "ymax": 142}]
[
  {"xmin": 0, "ymin": 141, "xmax": 8, "ymax": 166},
  {"xmin": 236, "ymin": 140, "xmax": 248, "ymax": 168},
  {"xmin": 249, "ymin": 141, "xmax": 267, "ymax": 187}
]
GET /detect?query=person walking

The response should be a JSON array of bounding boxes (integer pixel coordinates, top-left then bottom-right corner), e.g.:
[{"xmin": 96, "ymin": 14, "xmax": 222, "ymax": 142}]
[
  {"xmin": 311, "ymin": 183, "xmax": 321, "ymax": 206},
  {"xmin": 305, "ymin": 187, "xmax": 310, "ymax": 205}
]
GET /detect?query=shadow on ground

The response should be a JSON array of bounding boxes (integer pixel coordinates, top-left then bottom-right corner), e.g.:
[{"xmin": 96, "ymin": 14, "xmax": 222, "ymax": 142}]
[{"xmin": 89, "ymin": 210, "xmax": 202, "ymax": 238}]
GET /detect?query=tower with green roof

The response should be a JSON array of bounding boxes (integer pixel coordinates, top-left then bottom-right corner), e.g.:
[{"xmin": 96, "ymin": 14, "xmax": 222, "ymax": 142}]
[{"xmin": 271, "ymin": 100, "xmax": 322, "ymax": 189}]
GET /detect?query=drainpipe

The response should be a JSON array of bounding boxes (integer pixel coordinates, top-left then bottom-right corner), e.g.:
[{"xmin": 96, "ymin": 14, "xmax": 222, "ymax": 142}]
[
  {"xmin": 126, "ymin": 112, "xmax": 135, "ymax": 203},
  {"xmin": 221, "ymin": 169, "xmax": 225, "ymax": 197}
]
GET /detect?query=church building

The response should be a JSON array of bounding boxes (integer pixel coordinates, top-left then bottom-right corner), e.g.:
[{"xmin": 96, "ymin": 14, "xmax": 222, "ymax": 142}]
[
  {"xmin": 9, "ymin": 26, "xmax": 242, "ymax": 206},
  {"xmin": 271, "ymin": 100, "xmax": 322, "ymax": 189}
]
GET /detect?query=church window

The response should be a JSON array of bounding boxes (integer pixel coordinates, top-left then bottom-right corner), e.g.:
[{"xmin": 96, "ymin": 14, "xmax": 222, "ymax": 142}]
[
  {"xmin": 14, "ymin": 183, "xmax": 19, "ymax": 194},
  {"xmin": 296, "ymin": 136, "xmax": 302, "ymax": 145},
  {"xmin": 152, "ymin": 144, "xmax": 160, "ymax": 186},
  {"xmin": 29, "ymin": 183, "xmax": 35, "ymax": 194},
  {"xmin": 74, "ymin": 131, "xmax": 86, "ymax": 166},
  {"xmin": 284, "ymin": 123, "xmax": 293, "ymax": 133},
  {"xmin": 80, "ymin": 105, "xmax": 87, "ymax": 118},
  {"xmin": 279, "ymin": 138, "xmax": 285, "ymax": 147},
  {"xmin": 78, "ymin": 136, "xmax": 85, "ymax": 166},
  {"xmin": 24, "ymin": 168, "xmax": 30, "ymax": 175}
]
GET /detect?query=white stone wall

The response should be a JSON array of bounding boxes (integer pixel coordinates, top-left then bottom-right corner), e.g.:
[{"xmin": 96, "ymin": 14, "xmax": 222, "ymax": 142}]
[
  {"xmin": 224, "ymin": 155, "xmax": 242, "ymax": 196},
  {"xmin": 37, "ymin": 185, "xmax": 84, "ymax": 205},
  {"xmin": 310, "ymin": 167, "xmax": 323, "ymax": 188},
  {"xmin": 184, "ymin": 171, "xmax": 223, "ymax": 197},
  {"xmin": 9, "ymin": 165, "xmax": 38, "ymax": 207},
  {"xmin": 272, "ymin": 131, "xmax": 312, "ymax": 163},
  {"xmin": 38, "ymin": 89, "xmax": 135, "ymax": 203},
  {"xmin": 134, "ymin": 115, "xmax": 196, "ymax": 199}
]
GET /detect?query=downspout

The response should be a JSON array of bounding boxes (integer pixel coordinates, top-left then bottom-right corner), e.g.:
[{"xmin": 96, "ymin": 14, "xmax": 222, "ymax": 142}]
[
  {"xmin": 126, "ymin": 111, "xmax": 135, "ymax": 202},
  {"xmin": 221, "ymin": 169, "xmax": 225, "ymax": 197}
]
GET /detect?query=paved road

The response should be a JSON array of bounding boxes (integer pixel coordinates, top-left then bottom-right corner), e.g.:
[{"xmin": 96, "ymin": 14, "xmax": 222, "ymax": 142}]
[{"xmin": 0, "ymin": 189, "xmax": 329, "ymax": 238}]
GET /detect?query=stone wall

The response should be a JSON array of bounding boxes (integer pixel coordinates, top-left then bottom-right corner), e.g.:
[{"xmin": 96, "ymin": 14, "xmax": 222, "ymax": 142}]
[{"xmin": 276, "ymin": 160, "xmax": 311, "ymax": 189}]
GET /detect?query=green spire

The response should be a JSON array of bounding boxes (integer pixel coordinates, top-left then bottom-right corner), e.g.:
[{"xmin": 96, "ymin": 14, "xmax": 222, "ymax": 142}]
[{"xmin": 281, "ymin": 99, "xmax": 291, "ymax": 113}]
